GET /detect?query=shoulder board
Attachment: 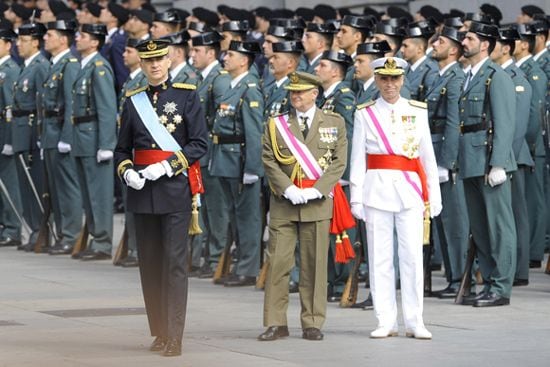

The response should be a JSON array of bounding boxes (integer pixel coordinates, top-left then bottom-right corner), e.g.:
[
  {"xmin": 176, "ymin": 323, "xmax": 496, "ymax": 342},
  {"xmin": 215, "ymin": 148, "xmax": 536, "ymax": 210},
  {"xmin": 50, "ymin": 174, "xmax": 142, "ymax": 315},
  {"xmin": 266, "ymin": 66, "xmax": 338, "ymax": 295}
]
[
  {"xmin": 357, "ymin": 100, "xmax": 376, "ymax": 110},
  {"xmin": 533, "ymin": 75, "xmax": 540, "ymax": 80},
  {"xmin": 126, "ymin": 85, "xmax": 147, "ymax": 97},
  {"xmin": 69, "ymin": 58, "xmax": 78, "ymax": 62},
  {"xmin": 247, "ymin": 83, "xmax": 257, "ymax": 88},
  {"xmin": 95, "ymin": 60, "xmax": 104, "ymax": 67},
  {"xmin": 515, "ymin": 85, "xmax": 525, "ymax": 92},
  {"xmin": 322, "ymin": 109, "xmax": 340, "ymax": 116},
  {"xmin": 219, "ymin": 70, "xmax": 228, "ymax": 74},
  {"xmin": 173, "ymin": 83, "xmax": 197, "ymax": 90},
  {"xmin": 340, "ymin": 87, "xmax": 351, "ymax": 93},
  {"xmin": 409, "ymin": 100, "xmax": 427, "ymax": 109}
]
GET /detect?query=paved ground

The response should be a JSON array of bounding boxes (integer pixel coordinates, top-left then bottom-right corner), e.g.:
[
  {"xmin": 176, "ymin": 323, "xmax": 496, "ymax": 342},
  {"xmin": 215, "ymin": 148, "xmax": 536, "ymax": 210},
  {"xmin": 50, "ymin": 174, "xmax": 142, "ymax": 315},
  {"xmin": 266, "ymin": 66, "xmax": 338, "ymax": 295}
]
[{"xmin": 1, "ymin": 218, "xmax": 549, "ymax": 366}]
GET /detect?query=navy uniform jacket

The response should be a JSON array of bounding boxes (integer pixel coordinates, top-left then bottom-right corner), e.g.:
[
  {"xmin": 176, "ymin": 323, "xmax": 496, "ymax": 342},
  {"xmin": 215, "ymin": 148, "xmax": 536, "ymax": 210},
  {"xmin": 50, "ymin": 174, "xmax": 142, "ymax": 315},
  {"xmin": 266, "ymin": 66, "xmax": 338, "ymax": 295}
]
[
  {"xmin": 504, "ymin": 63, "xmax": 534, "ymax": 167},
  {"xmin": 10, "ymin": 53, "xmax": 49, "ymax": 153},
  {"xmin": 0, "ymin": 57, "xmax": 20, "ymax": 146},
  {"xmin": 115, "ymin": 81, "xmax": 208, "ymax": 214},
  {"xmin": 209, "ymin": 72, "xmax": 264, "ymax": 178},
  {"xmin": 71, "ymin": 53, "xmax": 117, "ymax": 157},
  {"xmin": 41, "ymin": 51, "xmax": 80, "ymax": 149},
  {"xmin": 405, "ymin": 56, "xmax": 439, "ymax": 101},
  {"xmin": 424, "ymin": 62, "xmax": 464, "ymax": 170},
  {"xmin": 101, "ymin": 29, "xmax": 129, "ymax": 91}
]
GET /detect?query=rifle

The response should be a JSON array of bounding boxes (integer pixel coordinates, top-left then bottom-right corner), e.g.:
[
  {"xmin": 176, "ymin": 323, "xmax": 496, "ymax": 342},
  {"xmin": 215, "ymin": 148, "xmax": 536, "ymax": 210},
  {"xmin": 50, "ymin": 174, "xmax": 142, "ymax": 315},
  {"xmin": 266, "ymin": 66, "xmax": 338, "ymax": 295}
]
[
  {"xmin": 423, "ymin": 227, "xmax": 433, "ymax": 297},
  {"xmin": 545, "ymin": 254, "xmax": 550, "ymax": 275},
  {"xmin": 72, "ymin": 221, "xmax": 88, "ymax": 257},
  {"xmin": 213, "ymin": 226, "xmax": 233, "ymax": 283},
  {"xmin": 34, "ymin": 154, "xmax": 55, "ymax": 253},
  {"xmin": 0, "ymin": 178, "xmax": 31, "ymax": 235},
  {"xmin": 112, "ymin": 225, "xmax": 128, "ymax": 265},
  {"xmin": 340, "ymin": 240, "xmax": 364, "ymax": 308},
  {"xmin": 455, "ymin": 234, "xmax": 476, "ymax": 305}
]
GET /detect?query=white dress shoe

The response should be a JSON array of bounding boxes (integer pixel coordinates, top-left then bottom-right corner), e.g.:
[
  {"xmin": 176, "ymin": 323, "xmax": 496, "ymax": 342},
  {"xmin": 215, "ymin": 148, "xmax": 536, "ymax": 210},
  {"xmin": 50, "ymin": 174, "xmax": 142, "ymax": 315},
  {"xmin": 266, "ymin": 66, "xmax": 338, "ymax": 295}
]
[
  {"xmin": 370, "ymin": 326, "xmax": 398, "ymax": 338},
  {"xmin": 405, "ymin": 326, "xmax": 432, "ymax": 340}
]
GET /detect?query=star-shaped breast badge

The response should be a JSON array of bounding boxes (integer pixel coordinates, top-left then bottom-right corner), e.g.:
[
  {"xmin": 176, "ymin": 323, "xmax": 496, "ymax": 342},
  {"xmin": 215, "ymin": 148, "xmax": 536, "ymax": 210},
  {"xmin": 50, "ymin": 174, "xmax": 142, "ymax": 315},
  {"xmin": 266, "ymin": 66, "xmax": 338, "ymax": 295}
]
[
  {"xmin": 173, "ymin": 114, "xmax": 183, "ymax": 124},
  {"xmin": 163, "ymin": 101, "xmax": 177, "ymax": 115}
]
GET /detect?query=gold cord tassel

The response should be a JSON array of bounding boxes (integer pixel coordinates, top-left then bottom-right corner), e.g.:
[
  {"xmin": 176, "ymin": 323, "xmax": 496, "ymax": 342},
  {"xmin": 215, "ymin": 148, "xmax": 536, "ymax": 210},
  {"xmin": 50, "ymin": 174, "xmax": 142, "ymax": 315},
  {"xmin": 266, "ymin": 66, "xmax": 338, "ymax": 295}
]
[
  {"xmin": 188, "ymin": 194, "xmax": 202, "ymax": 235},
  {"xmin": 423, "ymin": 202, "xmax": 430, "ymax": 245}
]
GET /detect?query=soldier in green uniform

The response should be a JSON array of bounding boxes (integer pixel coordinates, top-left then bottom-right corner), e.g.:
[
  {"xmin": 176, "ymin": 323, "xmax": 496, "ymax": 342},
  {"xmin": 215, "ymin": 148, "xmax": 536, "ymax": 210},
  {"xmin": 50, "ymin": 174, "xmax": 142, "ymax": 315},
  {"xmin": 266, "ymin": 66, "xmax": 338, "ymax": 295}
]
[
  {"xmin": 459, "ymin": 22, "xmax": 517, "ymax": 307},
  {"xmin": 514, "ymin": 24, "xmax": 548, "ymax": 269},
  {"xmin": 71, "ymin": 23, "xmax": 117, "ymax": 261},
  {"xmin": 315, "ymin": 50, "xmax": 356, "ymax": 302},
  {"xmin": 209, "ymin": 40, "xmax": 264, "ymax": 286},
  {"xmin": 12, "ymin": 22, "xmax": 49, "ymax": 251},
  {"xmin": 426, "ymin": 27, "xmax": 469, "ymax": 298},
  {"xmin": 188, "ymin": 32, "xmax": 231, "ymax": 277},
  {"xmin": 41, "ymin": 20, "xmax": 83, "ymax": 255},
  {"xmin": 114, "ymin": 37, "xmax": 148, "ymax": 267},
  {"xmin": 262, "ymin": 25, "xmax": 302, "ymax": 88},
  {"xmin": 0, "ymin": 28, "xmax": 23, "ymax": 248},
  {"xmin": 301, "ymin": 23, "xmax": 336, "ymax": 74},
  {"xmin": 491, "ymin": 27, "xmax": 534, "ymax": 285},
  {"xmin": 162, "ymin": 31, "xmax": 199, "ymax": 85},
  {"xmin": 353, "ymin": 41, "xmax": 392, "ymax": 104}
]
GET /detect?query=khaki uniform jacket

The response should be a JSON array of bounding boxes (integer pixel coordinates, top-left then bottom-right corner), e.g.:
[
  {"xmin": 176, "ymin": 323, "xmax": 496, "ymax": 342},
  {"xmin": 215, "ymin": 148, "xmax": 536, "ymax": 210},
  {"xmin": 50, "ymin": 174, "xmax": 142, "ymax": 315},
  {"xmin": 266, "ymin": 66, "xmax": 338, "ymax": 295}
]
[{"xmin": 262, "ymin": 107, "xmax": 347, "ymax": 222}]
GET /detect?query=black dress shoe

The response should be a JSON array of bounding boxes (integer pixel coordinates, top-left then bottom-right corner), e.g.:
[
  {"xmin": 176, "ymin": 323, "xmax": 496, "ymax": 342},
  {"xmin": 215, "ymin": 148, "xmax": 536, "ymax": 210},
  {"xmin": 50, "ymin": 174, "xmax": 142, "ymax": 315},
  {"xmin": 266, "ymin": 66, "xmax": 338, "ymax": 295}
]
[
  {"xmin": 163, "ymin": 338, "xmax": 182, "ymax": 357},
  {"xmin": 22, "ymin": 242, "xmax": 37, "ymax": 252},
  {"xmin": 473, "ymin": 292, "xmax": 510, "ymax": 307},
  {"xmin": 79, "ymin": 249, "xmax": 111, "ymax": 261},
  {"xmin": 460, "ymin": 291, "xmax": 487, "ymax": 306},
  {"xmin": 257, "ymin": 326, "xmax": 289, "ymax": 341},
  {"xmin": 120, "ymin": 256, "xmax": 139, "ymax": 267},
  {"xmin": 302, "ymin": 327, "xmax": 323, "ymax": 341},
  {"xmin": 49, "ymin": 244, "xmax": 73, "ymax": 255},
  {"xmin": 432, "ymin": 284, "xmax": 459, "ymax": 299},
  {"xmin": 198, "ymin": 265, "xmax": 214, "ymax": 279},
  {"xmin": 529, "ymin": 260, "xmax": 542, "ymax": 268},
  {"xmin": 351, "ymin": 294, "xmax": 373, "ymax": 309},
  {"xmin": 513, "ymin": 279, "xmax": 529, "ymax": 286},
  {"xmin": 224, "ymin": 274, "xmax": 256, "ymax": 287},
  {"xmin": 0, "ymin": 237, "xmax": 21, "ymax": 247},
  {"xmin": 288, "ymin": 280, "xmax": 299, "ymax": 293},
  {"xmin": 149, "ymin": 336, "xmax": 167, "ymax": 352}
]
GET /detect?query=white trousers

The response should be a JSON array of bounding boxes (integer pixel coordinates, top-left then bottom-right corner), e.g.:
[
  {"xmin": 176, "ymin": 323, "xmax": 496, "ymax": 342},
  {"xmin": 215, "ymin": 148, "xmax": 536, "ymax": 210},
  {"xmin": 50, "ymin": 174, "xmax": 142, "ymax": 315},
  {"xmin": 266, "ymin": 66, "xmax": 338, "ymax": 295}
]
[{"xmin": 364, "ymin": 205, "xmax": 425, "ymax": 331}]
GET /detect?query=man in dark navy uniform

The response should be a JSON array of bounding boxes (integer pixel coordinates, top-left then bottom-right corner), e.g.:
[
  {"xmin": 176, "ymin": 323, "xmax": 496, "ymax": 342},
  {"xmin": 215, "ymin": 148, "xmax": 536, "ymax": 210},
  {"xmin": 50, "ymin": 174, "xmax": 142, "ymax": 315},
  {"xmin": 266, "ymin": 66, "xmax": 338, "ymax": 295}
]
[{"xmin": 115, "ymin": 39, "xmax": 207, "ymax": 357}]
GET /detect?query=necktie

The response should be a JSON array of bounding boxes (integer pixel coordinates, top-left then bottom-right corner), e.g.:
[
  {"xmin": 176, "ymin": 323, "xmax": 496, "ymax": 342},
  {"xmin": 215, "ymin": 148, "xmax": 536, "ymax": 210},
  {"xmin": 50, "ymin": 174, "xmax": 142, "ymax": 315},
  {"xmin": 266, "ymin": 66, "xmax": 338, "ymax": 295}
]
[
  {"xmin": 463, "ymin": 71, "xmax": 473, "ymax": 91},
  {"xmin": 300, "ymin": 116, "xmax": 309, "ymax": 138}
]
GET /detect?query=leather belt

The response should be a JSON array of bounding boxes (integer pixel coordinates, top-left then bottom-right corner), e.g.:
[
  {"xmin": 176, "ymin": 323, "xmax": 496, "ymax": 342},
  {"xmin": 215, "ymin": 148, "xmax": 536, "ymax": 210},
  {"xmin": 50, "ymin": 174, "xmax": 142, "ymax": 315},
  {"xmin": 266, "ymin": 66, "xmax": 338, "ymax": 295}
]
[
  {"xmin": 211, "ymin": 134, "xmax": 245, "ymax": 145},
  {"xmin": 460, "ymin": 121, "xmax": 487, "ymax": 134},
  {"xmin": 11, "ymin": 109, "xmax": 36, "ymax": 117},
  {"xmin": 73, "ymin": 114, "xmax": 97, "ymax": 124},
  {"xmin": 44, "ymin": 110, "xmax": 64, "ymax": 118}
]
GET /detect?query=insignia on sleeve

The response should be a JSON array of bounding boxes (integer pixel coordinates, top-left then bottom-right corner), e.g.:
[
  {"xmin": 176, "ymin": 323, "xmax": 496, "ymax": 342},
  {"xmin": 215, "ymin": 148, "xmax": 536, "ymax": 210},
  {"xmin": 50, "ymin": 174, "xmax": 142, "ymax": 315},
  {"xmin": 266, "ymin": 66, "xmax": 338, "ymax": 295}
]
[
  {"xmin": 357, "ymin": 100, "xmax": 376, "ymax": 110},
  {"xmin": 409, "ymin": 100, "xmax": 427, "ymax": 109},
  {"xmin": 99, "ymin": 70, "xmax": 105, "ymax": 76},
  {"xmin": 220, "ymin": 70, "xmax": 228, "ymax": 74},
  {"xmin": 69, "ymin": 58, "xmax": 78, "ymax": 62},
  {"xmin": 95, "ymin": 60, "xmax": 104, "ymax": 66},
  {"xmin": 173, "ymin": 83, "xmax": 197, "ymax": 90},
  {"xmin": 250, "ymin": 101, "xmax": 259, "ymax": 108},
  {"xmin": 126, "ymin": 85, "xmax": 147, "ymax": 97},
  {"xmin": 247, "ymin": 83, "xmax": 257, "ymax": 87},
  {"xmin": 533, "ymin": 75, "xmax": 539, "ymax": 80},
  {"xmin": 340, "ymin": 87, "xmax": 351, "ymax": 93}
]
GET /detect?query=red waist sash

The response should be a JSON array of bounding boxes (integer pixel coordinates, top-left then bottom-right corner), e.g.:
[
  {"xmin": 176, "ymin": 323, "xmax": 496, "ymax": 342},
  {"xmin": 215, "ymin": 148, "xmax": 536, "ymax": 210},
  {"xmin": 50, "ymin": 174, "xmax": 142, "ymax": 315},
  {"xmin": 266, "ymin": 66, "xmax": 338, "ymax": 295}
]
[{"xmin": 134, "ymin": 149, "xmax": 173, "ymax": 165}]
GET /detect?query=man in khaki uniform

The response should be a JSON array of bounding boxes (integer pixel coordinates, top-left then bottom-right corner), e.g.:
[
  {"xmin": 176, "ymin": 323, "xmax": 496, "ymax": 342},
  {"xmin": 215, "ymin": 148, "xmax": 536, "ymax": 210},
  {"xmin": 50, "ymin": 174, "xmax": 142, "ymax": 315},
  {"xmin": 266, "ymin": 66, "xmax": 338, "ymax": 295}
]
[{"xmin": 259, "ymin": 71, "xmax": 347, "ymax": 342}]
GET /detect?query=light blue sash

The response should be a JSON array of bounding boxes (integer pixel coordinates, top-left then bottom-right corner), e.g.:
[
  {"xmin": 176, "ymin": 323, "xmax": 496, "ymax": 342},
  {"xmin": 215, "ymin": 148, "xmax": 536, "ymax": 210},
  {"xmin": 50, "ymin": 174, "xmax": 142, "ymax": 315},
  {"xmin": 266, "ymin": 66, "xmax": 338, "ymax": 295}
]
[{"xmin": 130, "ymin": 91, "xmax": 182, "ymax": 151}]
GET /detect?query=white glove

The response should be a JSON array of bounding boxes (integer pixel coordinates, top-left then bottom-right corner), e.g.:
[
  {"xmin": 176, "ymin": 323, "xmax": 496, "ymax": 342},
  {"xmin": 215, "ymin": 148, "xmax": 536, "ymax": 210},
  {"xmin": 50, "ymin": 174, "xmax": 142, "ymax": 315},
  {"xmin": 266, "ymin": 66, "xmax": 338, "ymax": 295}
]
[
  {"xmin": 36, "ymin": 140, "xmax": 41, "ymax": 149},
  {"xmin": 40, "ymin": 148, "xmax": 44, "ymax": 160},
  {"xmin": 96, "ymin": 149, "xmax": 113, "ymax": 163},
  {"xmin": 488, "ymin": 166, "xmax": 507, "ymax": 187},
  {"xmin": 351, "ymin": 203, "xmax": 366, "ymax": 221},
  {"xmin": 283, "ymin": 185, "xmax": 308, "ymax": 205},
  {"xmin": 124, "ymin": 169, "xmax": 145, "ymax": 190},
  {"xmin": 430, "ymin": 202, "xmax": 443, "ymax": 218},
  {"xmin": 1, "ymin": 144, "xmax": 13, "ymax": 156},
  {"xmin": 302, "ymin": 187, "xmax": 322, "ymax": 201},
  {"xmin": 262, "ymin": 211, "xmax": 270, "ymax": 242},
  {"xmin": 437, "ymin": 166, "xmax": 449, "ymax": 183},
  {"xmin": 57, "ymin": 141, "xmax": 71, "ymax": 153},
  {"xmin": 243, "ymin": 172, "xmax": 259, "ymax": 185},
  {"xmin": 139, "ymin": 161, "xmax": 167, "ymax": 181}
]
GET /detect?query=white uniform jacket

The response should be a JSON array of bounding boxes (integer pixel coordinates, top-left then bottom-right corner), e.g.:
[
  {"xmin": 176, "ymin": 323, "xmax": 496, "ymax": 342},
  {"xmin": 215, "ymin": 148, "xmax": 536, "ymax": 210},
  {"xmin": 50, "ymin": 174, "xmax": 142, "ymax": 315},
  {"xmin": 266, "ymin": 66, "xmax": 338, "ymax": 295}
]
[{"xmin": 349, "ymin": 97, "xmax": 442, "ymax": 216}]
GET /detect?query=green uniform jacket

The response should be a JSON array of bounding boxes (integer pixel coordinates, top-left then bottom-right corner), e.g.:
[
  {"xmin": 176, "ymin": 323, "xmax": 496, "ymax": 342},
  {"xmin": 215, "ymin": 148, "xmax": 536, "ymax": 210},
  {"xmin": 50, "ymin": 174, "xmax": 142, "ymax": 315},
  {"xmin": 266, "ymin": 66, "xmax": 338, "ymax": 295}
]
[
  {"xmin": 534, "ymin": 49, "xmax": 550, "ymax": 111},
  {"xmin": 41, "ymin": 52, "xmax": 80, "ymax": 149},
  {"xmin": 10, "ymin": 53, "xmax": 49, "ymax": 153},
  {"xmin": 263, "ymin": 77, "xmax": 291, "ymax": 120},
  {"xmin": 262, "ymin": 108, "xmax": 347, "ymax": 222},
  {"xmin": 458, "ymin": 59, "xmax": 517, "ymax": 178},
  {"xmin": 209, "ymin": 72, "xmax": 264, "ymax": 178},
  {"xmin": 171, "ymin": 62, "xmax": 200, "ymax": 85},
  {"xmin": 404, "ymin": 56, "xmax": 439, "ymax": 101},
  {"xmin": 71, "ymin": 53, "xmax": 117, "ymax": 157},
  {"xmin": 355, "ymin": 79, "xmax": 379, "ymax": 105},
  {"xmin": 0, "ymin": 58, "xmax": 19, "ymax": 146},
  {"xmin": 519, "ymin": 57, "xmax": 548, "ymax": 157},
  {"xmin": 425, "ymin": 62, "xmax": 464, "ymax": 170}
]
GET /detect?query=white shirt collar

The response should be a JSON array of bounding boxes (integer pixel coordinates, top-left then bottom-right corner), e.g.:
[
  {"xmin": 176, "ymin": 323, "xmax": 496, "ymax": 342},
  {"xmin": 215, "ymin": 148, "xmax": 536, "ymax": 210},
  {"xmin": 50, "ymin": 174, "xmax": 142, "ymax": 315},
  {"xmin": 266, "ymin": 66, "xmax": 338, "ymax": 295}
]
[
  {"xmin": 410, "ymin": 55, "xmax": 427, "ymax": 72},
  {"xmin": 201, "ymin": 60, "xmax": 219, "ymax": 80},
  {"xmin": 130, "ymin": 68, "xmax": 142, "ymax": 79},
  {"xmin": 378, "ymin": 95, "xmax": 404, "ymax": 109},
  {"xmin": 309, "ymin": 52, "xmax": 322, "ymax": 66},
  {"xmin": 439, "ymin": 61, "xmax": 456, "ymax": 76},
  {"xmin": 0, "ymin": 55, "xmax": 11, "ymax": 67},
  {"xmin": 501, "ymin": 59, "xmax": 514, "ymax": 70},
  {"xmin": 170, "ymin": 61, "xmax": 187, "ymax": 80},
  {"xmin": 515, "ymin": 55, "xmax": 531, "ymax": 68},
  {"xmin": 106, "ymin": 27, "xmax": 118, "ymax": 42},
  {"xmin": 533, "ymin": 48, "xmax": 547, "ymax": 61},
  {"xmin": 24, "ymin": 51, "xmax": 41, "ymax": 67},
  {"xmin": 275, "ymin": 76, "xmax": 288, "ymax": 88},
  {"xmin": 323, "ymin": 81, "xmax": 341, "ymax": 98},
  {"xmin": 296, "ymin": 104, "xmax": 316, "ymax": 127},
  {"xmin": 51, "ymin": 49, "xmax": 71, "ymax": 66},
  {"xmin": 230, "ymin": 71, "xmax": 249, "ymax": 88},
  {"xmin": 469, "ymin": 56, "xmax": 489, "ymax": 77},
  {"xmin": 81, "ymin": 51, "xmax": 98, "ymax": 68},
  {"xmin": 363, "ymin": 76, "xmax": 375, "ymax": 90}
]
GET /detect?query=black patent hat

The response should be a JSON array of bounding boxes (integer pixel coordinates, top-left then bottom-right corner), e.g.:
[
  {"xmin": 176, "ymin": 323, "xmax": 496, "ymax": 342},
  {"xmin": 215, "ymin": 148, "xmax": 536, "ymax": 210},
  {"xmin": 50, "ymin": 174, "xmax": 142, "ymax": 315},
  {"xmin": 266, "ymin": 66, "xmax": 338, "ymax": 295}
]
[
  {"xmin": 80, "ymin": 23, "xmax": 107, "ymax": 37},
  {"xmin": 221, "ymin": 20, "xmax": 249, "ymax": 33},
  {"xmin": 272, "ymin": 40, "xmax": 304, "ymax": 54},
  {"xmin": 18, "ymin": 22, "xmax": 47, "ymax": 37},
  {"xmin": 153, "ymin": 10, "xmax": 182, "ymax": 25},
  {"xmin": 191, "ymin": 31, "xmax": 223, "ymax": 46},
  {"xmin": 444, "ymin": 17, "xmax": 464, "ymax": 29},
  {"xmin": 228, "ymin": 40, "xmax": 261, "ymax": 54},
  {"xmin": 321, "ymin": 50, "xmax": 353, "ymax": 67},
  {"xmin": 468, "ymin": 21, "xmax": 499, "ymax": 38},
  {"xmin": 46, "ymin": 20, "xmax": 77, "ymax": 33},
  {"xmin": 305, "ymin": 22, "xmax": 337, "ymax": 34},
  {"xmin": 188, "ymin": 21, "xmax": 211, "ymax": 33},
  {"xmin": 126, "ymin": 38, "xmax": 141, "ymax": 48},
  {"xmin": 267, "ymin": 25, "xmax": 301, "ymax": 40},
  {"xmin": 374, "ymin": 23, "xmax": 405, "ymax": 37},
  {"xmin": 497, "ymin": 27, "xmax": 520, "ymax": 42},
  {"xmin": 440, "ymin": 26, "xmax": 465, "ymax": 44},
  {"xmin": 357, "ymin": 40, "xmax": 392, "ymax": 56},
  {"xmin": 0, "ymin": 28, "xmax": 17, "ymax": 41},
  {"xmin": 341, "ymin": 15, "xmax": 375, "ymax": 29},
  {"xmin": 160, "ymin": 30, "xmax": 191, "ymax": 46}
]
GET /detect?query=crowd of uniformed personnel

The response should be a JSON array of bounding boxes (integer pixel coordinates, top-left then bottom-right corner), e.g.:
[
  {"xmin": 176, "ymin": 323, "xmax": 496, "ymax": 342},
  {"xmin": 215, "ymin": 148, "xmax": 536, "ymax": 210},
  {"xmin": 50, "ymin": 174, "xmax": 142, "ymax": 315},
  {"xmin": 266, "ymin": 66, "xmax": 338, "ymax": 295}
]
[{"xmin": 0, "ymin": 0, "xmax": 549, "ymax": 305}]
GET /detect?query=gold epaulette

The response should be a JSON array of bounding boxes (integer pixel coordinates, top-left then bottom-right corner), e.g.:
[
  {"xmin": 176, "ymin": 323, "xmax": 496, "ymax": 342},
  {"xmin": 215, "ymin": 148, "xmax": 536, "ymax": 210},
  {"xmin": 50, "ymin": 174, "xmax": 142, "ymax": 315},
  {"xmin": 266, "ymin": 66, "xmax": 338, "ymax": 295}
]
[
  {"xmin": 357, "ymin": 100, "xmax": 376, "ymax": 110},
  {"xmin": 173, "ymin": 83, "xmax": 197, "ymax": 90},
  {"xmin": 126, "ymin": 85, "xmax": 147, "ymax": 97},
  {"xmin": 219, "ymin": 70, "xmax": 228, "ymax": 74},
  {"xmin": 95, "ymin": 60, "xmax": 104, "ymax": 66},
  {"xmin": 409, "ymin": 100, "xmax": 427, "ymax": 109},
  {"xmin": 340, "ymin": 87, "xmax": 351, "ymax": 93},
  {"xmin": 69, "ymin": 58, "xmax": 78, "ymax": 62},
  {"xmin": 248, "ymin": 83, "xmax": 257, "ymax": 88}
]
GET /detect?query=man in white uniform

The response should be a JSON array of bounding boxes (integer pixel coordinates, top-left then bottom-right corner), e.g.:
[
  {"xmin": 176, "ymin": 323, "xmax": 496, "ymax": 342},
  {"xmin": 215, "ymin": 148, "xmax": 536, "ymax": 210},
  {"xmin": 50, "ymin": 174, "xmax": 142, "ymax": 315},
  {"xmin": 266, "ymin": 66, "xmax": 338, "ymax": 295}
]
[{"xmin": 349, "ymin": 57, "xmax": 441, "ymax": 340}]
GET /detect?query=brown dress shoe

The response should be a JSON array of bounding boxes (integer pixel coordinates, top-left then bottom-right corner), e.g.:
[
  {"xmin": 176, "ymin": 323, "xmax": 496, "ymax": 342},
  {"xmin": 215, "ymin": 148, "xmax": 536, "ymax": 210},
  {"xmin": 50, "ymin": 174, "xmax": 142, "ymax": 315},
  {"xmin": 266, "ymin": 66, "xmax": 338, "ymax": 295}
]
[
  {"xmin": 258, "ymin": 326, "xmax": 289, "ymax": 341},
  {"xmin": 149, "ymin": 336, "xmax": 167, "ymax": 352},
  {"xmin": 163, "ymin": 338, "xmax": 182, "ymax": 357}
]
